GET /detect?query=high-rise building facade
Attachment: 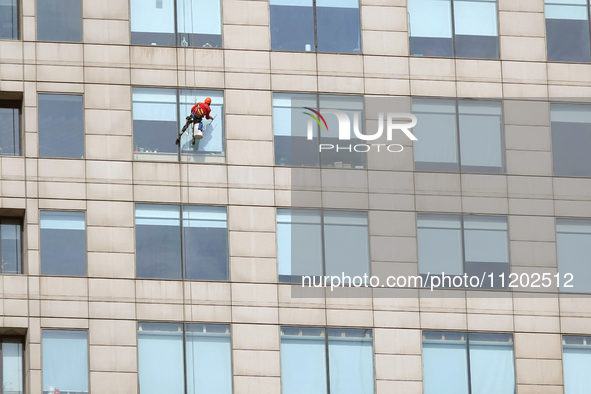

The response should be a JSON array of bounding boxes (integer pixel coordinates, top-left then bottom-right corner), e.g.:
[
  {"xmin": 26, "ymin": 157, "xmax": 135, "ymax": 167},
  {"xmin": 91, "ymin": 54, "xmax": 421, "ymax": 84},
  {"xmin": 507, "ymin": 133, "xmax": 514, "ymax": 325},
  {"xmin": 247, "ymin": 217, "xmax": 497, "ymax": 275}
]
[{"xmin": 0, "ymin": 0, "xmax": 590, "ymax": 393}]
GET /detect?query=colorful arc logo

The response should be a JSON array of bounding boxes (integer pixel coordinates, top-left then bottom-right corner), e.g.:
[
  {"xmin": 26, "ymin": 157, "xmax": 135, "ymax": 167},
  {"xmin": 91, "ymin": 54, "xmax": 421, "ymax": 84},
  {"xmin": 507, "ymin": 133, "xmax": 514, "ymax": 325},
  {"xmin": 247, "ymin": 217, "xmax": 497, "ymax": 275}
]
[{"xmin": 303, "ymin": 107, "xmax": 328, "ymax": 131}]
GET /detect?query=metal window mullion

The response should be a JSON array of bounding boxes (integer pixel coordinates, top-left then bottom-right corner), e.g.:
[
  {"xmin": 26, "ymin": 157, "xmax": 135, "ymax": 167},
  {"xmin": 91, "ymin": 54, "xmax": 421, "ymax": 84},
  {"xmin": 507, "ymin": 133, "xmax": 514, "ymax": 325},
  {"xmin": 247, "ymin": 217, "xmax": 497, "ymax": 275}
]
[
  {"xmin": 450, "ymin": 0, "xmax": 457, "ymax": 57},
  {"xmin": 180, "ymin": 204, "xmax": 186, "ymax": 280},
  {"xmin": 456, "ymin": 100, "xmax": 462, "ymax": 172},
  {"xmin": 325, "ymin": 329, "xmax": 331, "ymax": 394},
  {"xmin": 182, "ymin": 323, "xmax": 188, "ymax": 394},
  {"xmin": 460, "ymin": 214, "xmax": 467, "ymax": 287},
  {"xmin": 174, "ymin": 0, "xmax": 179, "ymax": 46},
  {"xmin": 465, "ymin": 332, "xmax": 473, "ymax": 394},
  {"xmin": 317, "ymin": 94, "xmax": 321, "ymax": 167},
  {"xmin": 588, "ymin": 0, "xmax": 591, "ymax": 60},
  {"xmin": 313, "ymin": 0, "xmax": 318, "ymax": 51},
  {"xmin": 177, "ymin": 89, "xmax": 182, "ymax": 161}
]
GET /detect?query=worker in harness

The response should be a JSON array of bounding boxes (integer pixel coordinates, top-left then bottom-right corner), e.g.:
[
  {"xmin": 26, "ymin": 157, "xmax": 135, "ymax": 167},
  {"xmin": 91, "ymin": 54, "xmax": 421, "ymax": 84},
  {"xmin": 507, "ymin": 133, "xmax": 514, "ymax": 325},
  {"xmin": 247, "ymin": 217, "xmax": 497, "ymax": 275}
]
[{"xmin": 176, "ymin": 97, "xmax": 213, "ymax": 145}]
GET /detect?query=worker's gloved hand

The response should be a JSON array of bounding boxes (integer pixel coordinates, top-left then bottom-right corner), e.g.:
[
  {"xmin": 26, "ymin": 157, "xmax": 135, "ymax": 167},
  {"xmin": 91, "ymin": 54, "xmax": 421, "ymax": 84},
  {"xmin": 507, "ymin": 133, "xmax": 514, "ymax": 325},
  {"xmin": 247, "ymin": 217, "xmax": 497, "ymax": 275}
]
[{"xmin": 175, "ymin": 136, "xmax": 181, "ymax": 145}]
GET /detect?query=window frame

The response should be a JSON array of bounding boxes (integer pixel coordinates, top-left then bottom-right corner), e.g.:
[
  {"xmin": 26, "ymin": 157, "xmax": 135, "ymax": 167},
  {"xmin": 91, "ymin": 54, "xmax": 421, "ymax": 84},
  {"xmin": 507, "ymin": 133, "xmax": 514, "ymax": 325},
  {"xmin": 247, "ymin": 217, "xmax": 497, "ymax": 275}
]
[
  {"xmin": 421, "ymin": 330, "xmax": 517, "ymax": 394},
  {"xmin": 35, "ymin": 0, "xmax": 83, "ymax": 43},
  {"xmin": 129, "ymin": 0, "xmax": 224, "ymax": 49},
  {"xmin": 544, "ymin": 0, "xmax": 591, "ymax": 63},
  {"xmin": 136, "ymin": 321, "xmax": 233, "ymax": 394},
  {"xmin": 276, "ymin": 208, "xmax": 372, "ymax": 284},
  {"xmin": 0, "ymin": 100, "xmax": 22, "ymax": 157},
  {"xmin": 550, "ymin": 101, "xmax": 591, "ymax": 177},
  {"xmin": 0, "ymin": 216, "xmax": 23, "ymax": 275},
  {"xmin": 0, "ymin": 334, "xmax": 26, "ymax": 394},
  {"xmin": 272, "ymin": 92, "xmax": 367, "ymax": 169},
  {"xmin": 41, "ymin": 329, "xmax": 89, "ymax": 394},
  {"xmin": 134, "ymin": 203, "xmax": 230, "ymax": 281},
  {"xmin": 39, "ymin": 210, "xmax": 87, "ymax": 278},
  {"xmin": 412, "ymin": 97, "xmax": 506, "ymax": 174},
  {"xmin": 417, "ymin": 213, "xmax": 510, "ymax": 289},
  {"xmin": 269, "ymin": 0, "xmax": 363, "ymax": 54},
  {"xmin": 280, "ymin": 325, "xmax": 375, "ymax": 394},
  {"xmin": 0, "ymin": 0, "xmax": 20, "ymax": 41},
  {"xmin": 407, "ymin": 0, "xmax": 501, "ymax": 60},
  {"xmin": 555, "ymin": 217, "xmax": 591, "ymax": 293},
  {"xmin": 132, "ymin": 87, "xmax": 226, "ymax": 163}
]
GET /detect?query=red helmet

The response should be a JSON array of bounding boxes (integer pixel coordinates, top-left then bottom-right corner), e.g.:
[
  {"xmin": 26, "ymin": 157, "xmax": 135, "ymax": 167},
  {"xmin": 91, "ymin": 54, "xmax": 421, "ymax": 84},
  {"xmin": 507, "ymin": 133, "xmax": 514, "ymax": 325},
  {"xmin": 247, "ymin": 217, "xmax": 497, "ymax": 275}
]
[{"xmin": 204, "ymin": 97, "xmax": 212, "ymax": 104}]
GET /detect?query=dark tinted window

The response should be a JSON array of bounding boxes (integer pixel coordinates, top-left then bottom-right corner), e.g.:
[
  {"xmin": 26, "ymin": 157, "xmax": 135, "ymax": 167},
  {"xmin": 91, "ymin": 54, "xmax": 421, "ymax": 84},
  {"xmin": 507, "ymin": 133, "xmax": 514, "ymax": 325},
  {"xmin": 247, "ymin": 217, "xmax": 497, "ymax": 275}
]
[
  {"xmin": 545, "ymin": 0, "xmax": 591, "ymax": 62},
  {"xmin": 38, "ymin": 94, "xmax": 84, "ymax": 159},
  {"xmin": 0, "ymin": 103, "xmax": 20, "ymax": 156},
  {"xmin": 1, "ymin": 219, "xmax": 22, "ymax": 274},
  {"xmin": 316, "ymin": 0, "xmax": 361, "ymax": 53},
  {"xmin": 551, "ymin": 103, "xmax": 591, "ymax": 176},
  {"xmin": 40, "ymin": 211, "xmax": 86, "ymax": 276},
  {"xmin": 0, "ymin": 0, "xmax": 18, "ymax": 40},
  {"xmin": 36, "ymin": 0, "xmax": 82, "ymax": 42},
  {"xmin": 270, "ymin": 0, "xmax": 315, "ymax": 51}
]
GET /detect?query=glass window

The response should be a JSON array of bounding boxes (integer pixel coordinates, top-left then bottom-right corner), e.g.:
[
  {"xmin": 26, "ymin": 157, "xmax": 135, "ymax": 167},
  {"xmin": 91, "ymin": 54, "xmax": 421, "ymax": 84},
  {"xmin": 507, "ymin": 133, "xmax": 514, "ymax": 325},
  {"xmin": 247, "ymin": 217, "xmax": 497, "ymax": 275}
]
[
  {"xmin": 417, "ymin": 214, "xmax": 509, "ymax": 289},
  {"xmin": 557, "ymin": 219, "xmax": 591, "ymax": 293},
  {"xmin": 545, "ymin": 0, "xmax": 591, "ymax": 62},
  {"xmin": 412, "ymin": 98, "xmax": 504, "ymax": 173},
  {"xmin": 281, "ymin": 327, "xmax": 373, "ymax": 394},
  {"xmin": 133, "ymin": 88, "xmax": 225, "ymax": 163},
  {"xmin": 42, "ymin": 330, "xmax": 88, "ymax": 394},
  {"xmin": 423, "ymin": 332, "xmax": 515, "ymax": 394},
  {"xmin": 1, "ymin": 219, "xmax": 22, "ymax": 275},
  {"xmin": 36, "ymin": 0, "xmax": 82, "ymax": 42},
  {"xmin": 38, "ymin": 94, "xmax": 84, "ymax": 159},
  {"xmin": 138, "ymin": 323, "xmax": 185, "ymax": 394},
  {"xmin": 40, "ymin": 211, "xmax": 86, "ymax": 277},
  {"xmin": 2, "ymin": 338, "xmax": 23, "ymax": 394},
  {"xmin": 135, "ymin": 204, "xmax": 182, "ymax": 280},
  {"xmin": 138, "ymin": 323, "xmax": 232, "ymax": 394},
  {"xmin": 0, "ymin": 0, "xmax": 18, "ymax": 40},
  {"xmin": 185, "ymin": 324, "xmax": 232, "ymax": 394},
  {"xmin": 270, "ymin": 0, "xmax": 360, "ymax": 53},
  {"xmin": 563, "ymin": 335, "xmax": 591, "ymax": 393},
  {"xmin": 131, "ymin": 0, "xmax": 222, "ymax": 47},
  {"xmin": 183, "ymin": 206, "xmax": 228, "ymax": 280},
  {"xmin": 0, "ymin": 102, "xmax": 20, "ymax": 156},
  {"xmin": 277, "ymin": 209, "xmax": 370, "ymax": 283},
  {"xmin": 273, "ymin": 93, "xmax": 366, "ymax": 168},
  {"xmin": 551, "ymin": 103, "xmax": 591, "ymax": 177},
  {"xmin": 408, "ymin": 0, "xmax": 499, "ymax": 59}
]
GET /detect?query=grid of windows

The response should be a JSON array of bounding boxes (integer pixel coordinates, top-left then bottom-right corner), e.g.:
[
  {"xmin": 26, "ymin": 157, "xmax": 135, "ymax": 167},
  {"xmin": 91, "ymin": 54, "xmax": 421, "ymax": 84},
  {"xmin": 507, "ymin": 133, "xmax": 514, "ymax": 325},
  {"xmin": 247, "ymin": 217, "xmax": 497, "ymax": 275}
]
[
  {"xmin": 277, "ymin": 209, "xmax": 370, "ymax": 283},
  {"xmin": 38, "ymin": 94, "xmax": 84, "ymax": 159},
  {"xmin": 273, "ymin": 93, "xmax": 366, "ymax": 168},
  {"xmin": 423, "ymin": 331, "xmax": 515, "ymax": 394},
  {"xmin": 42, "ymin": 330, "xmax": 88, "ymax": 394},
  {"xmin": 408, "ymin": 0, "xmax": 499, "ymax": 59},
  {"xmin": 135, "ymin": 204, "xmax": 229, "ymax": 281},
  {"xmin": 132, "ymin": 88, "xmax": 224, "ymax": 162},
  {"xmin": 412, "ymin": 98, "xmax": 504, "ymax": 173},
  {"xmin": 130, "ymin": 0, "xmax": 222, "ymax": 47},
  {"xmin": 138, "ymin": 322, "xmax": 232, "ymax": 394},
  {"xmin": 270, "ymin": 0, "xmax": 361, "ymax": 53},
  {"xmin": 417, "ymin": 214, "xmax": 510, "ymax": 289},
  {"xmin": 281, "ymin": 327, "xmax": 374, "ymax": 394}
]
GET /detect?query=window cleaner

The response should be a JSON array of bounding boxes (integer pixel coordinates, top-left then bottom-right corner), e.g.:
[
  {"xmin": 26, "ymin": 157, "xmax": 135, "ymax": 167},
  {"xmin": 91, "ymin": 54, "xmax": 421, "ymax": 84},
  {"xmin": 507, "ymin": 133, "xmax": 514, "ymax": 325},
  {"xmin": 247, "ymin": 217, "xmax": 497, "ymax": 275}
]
[{"xmin": 176, "ymin": 97, "xmax": 214, "ymax": 146}]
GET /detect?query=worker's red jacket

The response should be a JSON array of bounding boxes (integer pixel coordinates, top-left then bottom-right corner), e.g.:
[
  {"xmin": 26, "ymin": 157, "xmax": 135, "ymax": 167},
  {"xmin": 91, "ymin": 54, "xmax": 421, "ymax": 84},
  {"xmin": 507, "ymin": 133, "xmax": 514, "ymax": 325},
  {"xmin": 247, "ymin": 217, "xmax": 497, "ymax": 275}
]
[{"xmin": 190, "ymin": 102, "xmax": 212, "ymax": 120}]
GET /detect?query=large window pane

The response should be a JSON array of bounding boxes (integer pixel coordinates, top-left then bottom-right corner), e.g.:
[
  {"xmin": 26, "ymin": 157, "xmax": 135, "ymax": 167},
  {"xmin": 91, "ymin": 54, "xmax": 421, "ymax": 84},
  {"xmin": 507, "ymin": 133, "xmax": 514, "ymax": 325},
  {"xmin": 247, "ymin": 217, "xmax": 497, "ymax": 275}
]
[
  {"xmin": 319, "ymin": 95, "xmax": 365, "ymax": 168},
  {"xmin": 323, "ymin": 211, "xmax": 370, "ymax": 279},
  {"xmin": 0, "ymin": 105, "xmax": 20, "ymax": 156},
  {"xmin": 36, "ymin": 0, "xmax": 82, "ymax": 42},
  {"xmin": 38, "ymin": 94, "xmax": 84, "ymax": 159},
  {"xmin": 183, "ymin": 206, "xmax": 228, "ymax": 280},
  {"xmin": 0, "ymin": 0, "xmax": 18, "ymax": 39},
  {"xmin": 281, "ymin": 327, "xmax": 328, "ymax": 394},
  {"xmin": 133, "ymin": 88, "xmax": 178, "ymax": 161},
  {"xmin": 453, "ymin": 0, "xmax": 499, "ymax": 58},
  {"xmin": 316, "ymin": 0, "xmax": 361, "ymax": 53},
  {"xmin": 179, "ymin": 89, "xmax": 225, "ymax": 161},
  {"xmin": 42, "ymin": 330, "xmax": 88, "ymax": 394},
  {"xmin": 2, "ymin": 339, "xmax": 23, "ymax": 394},
  {"xmin": 40, "ymin": 211, "xmax": 86, "ymax": 276},
  {"xmin": 463, "ymin": 216, "xmax": 509, "ymax": 289},
  {"xmin": 551, "ymin": 103, "xmax": 591, "ymax": 176},
  {"xmin": 423, "ymin": 332, "xmax": 470, "ymax": 394},
  {"xmin": 135, "ymin": 205, "xmax": 182, "ymax": 279},
  {"xmin": 130, "ymin": 0, "xmax": 176, "ymax": 46},
  {"xmin": 1, "ymin": 220, "xmax": 22, "ymax": 274},
  {"xmin": 270, "ymin": 0, "xmax": 315, "ymax": 51},
  {"xmin": 468, "ymin": 333, "xmax": 515, "ymax": 394},
  {"xmin": 545, "ymin": 0, "xmax": 591, "ymax": 62},
  {"xmin": 458, "ymin": 101, "xmax": 504, "ymax": 172},
  {"xmin": 418, "ymin": 214, "xmax": 463, "ymax": 276},
  {"xmin": 273, "ymin": 93, "xmax": 319, "ymax": 167},
  {"xmin": 557, "ymin": 219, "xmax": 591, "ymax": 293},
  {"xmin": 186, "ymin": 324, "xmax": 232, "ymax": 394},
  {"xmin": 327, "ymin": 328, "xmax": 374, "ymax": 394},
  {"xmin": 563, "ymin": 336, "xmax": 591, "ymax": 393},
  {"xmin": 277, "ymin": 209, "xmax": 323, "ymax": 282},
  {"xmin": 138, "ymin": 323, "xmax": 185, "ymax": 394},
  {"xmin": 177, "ymin": 0, "xmax": 222, "ymax": 47},
  {"xmin": 408, "ymin": 0, "xmax": 453, "ymax": 57},
  {"xmin": 412, "ymin": 98, "xmax": 459, "ymax": 171}
]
